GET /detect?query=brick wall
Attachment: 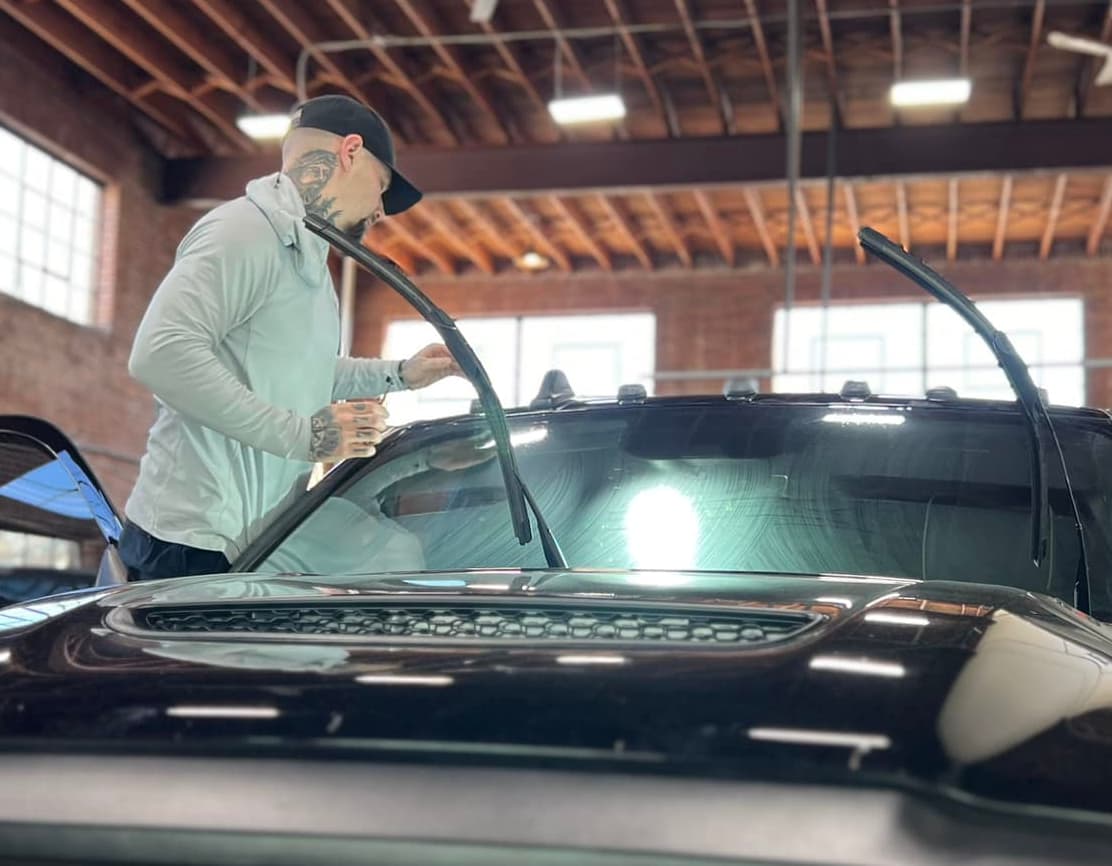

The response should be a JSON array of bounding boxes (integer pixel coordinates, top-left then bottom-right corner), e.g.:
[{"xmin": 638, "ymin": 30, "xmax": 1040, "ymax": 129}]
[
  {"xmin": 0, "ymin": 38, "xmax": 200, "ymax": 505},
  {"xmin": 352, "ymin": 255, "xmax": 1112, "ymax": 405}
]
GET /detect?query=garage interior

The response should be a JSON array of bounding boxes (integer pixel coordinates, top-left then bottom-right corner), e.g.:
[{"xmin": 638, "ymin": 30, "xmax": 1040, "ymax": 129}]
[{"xmin": 2, "ymin": 0, "xmax": 1112, "ymax": 512}]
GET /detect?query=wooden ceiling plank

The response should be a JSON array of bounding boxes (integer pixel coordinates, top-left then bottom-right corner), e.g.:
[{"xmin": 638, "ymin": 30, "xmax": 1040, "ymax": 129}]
[
  {"xmin": 477, "ymin": 20, "xmax": 562, "ymax": 141},
  {"xmin": 744, "ymin": 187, "xmax": 780, "ymax": 267},
  {"xmin": 191, "ymin": 0, "xmax": 297, "ymax": 93},
  {"xmin": 795, "ymin": 188, "xmax": 822, "ymax": 266},
  {"xmin": 693, "ymin": 190, "xmax": 735, "ymax": 266},
  {"xmin": 843, "ymin": 183, "xmax": 866, "ymax": 266},
  {"xmin": 673, "ymin": 0, "xmax": 730, "ymax": 134},
  {"xmin": 645, "ymin": 192, "xmax": 693, "ymax": 268},
  {"xmin": 386, "ymin": 215, "xmax": 457, "ymax": 276},
  {"xmin": 0, "ymin": 0, "xmax": 192, "ymax": 142},
  {"xmin": 813, "ymin": 0, "xmax": 843, "ymax": 122},
  {"xmin": 392, "ymin": 0, "xmax": 510, "ymax": 144},
  {"xmin": 1087, "ymin": 175, "xmax": 1112, "ymax": 256},
  {"xmin": 947, "ymin": 178, "xmax": 959, "ymax": 262},
  {"xmin": 550, "ymin": 197, "xmax": 612, "ymax": 271},
  {"xmin": 502, "ymin": 198, "xmax": 573, "ymax": 272},
  {"xmin": 367, "ymin": 223, "xmax": 417, "ymax": 274},
  {"xmin": 603, "ymin": 0, "xmax": 676, "ymax": 137},
  {"xmin": 1039, "ymin": 174, "xmax": 1068, "ymax": 260},
  {"xmin": 421, "ymin": 204, "xmax": 496, "ymax": 274},
  {"xmin": 1017, "ymin": 0, "xmax": 1047, "ymax": 119},
  {"xmin": 57, "ymin": 0, "xmax": 252, "ymax": 150},
  {"xmin": 531, "ymin": 0, "xmax": 592, "ymax": 90},
  {"xmin": 896, "ymin": 182, "xmax": 910, "ymax": 250},
  {"xmin": 598, "ymin": 195, "xmax": 653, "ymax": 271},
  {"xmin": 119, "ymin": 0, "xmax": 264, "ymax": 112},
  {"xmin": 743, "ymin": 0, "xmax": 783, "ymax": 129},
  {"xmin": 324, "ymin": 0, "xmax": 459, "ymax": 145},
  {"xmin": 993, "ymin": 175, "xmax": 1014, "ymax": 261},
  {"xmin": 454, "ymin": 200, "xmax": 522, "ymax": 260}
]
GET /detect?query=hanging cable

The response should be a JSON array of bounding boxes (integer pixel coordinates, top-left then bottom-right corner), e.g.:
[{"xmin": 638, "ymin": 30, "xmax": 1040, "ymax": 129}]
[
  {"xmin": 820, "ymin": 110, "xmax": 838, "ymax": 389},
  {"xmin": 782, "ymin": 0, "xmax": 803, "ymax": 375}
]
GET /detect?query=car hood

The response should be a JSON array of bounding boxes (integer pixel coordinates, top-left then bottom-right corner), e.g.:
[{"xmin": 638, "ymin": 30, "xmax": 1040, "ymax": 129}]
[{"xmin": 3, "ymin": 569, "xmax": 1112, "ymax": 819}]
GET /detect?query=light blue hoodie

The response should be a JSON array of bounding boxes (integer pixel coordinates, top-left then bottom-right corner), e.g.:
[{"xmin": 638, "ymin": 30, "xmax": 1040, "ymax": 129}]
[{"xmin": 126, "ymin": 172, "xmax": 404, "ymax": 558}]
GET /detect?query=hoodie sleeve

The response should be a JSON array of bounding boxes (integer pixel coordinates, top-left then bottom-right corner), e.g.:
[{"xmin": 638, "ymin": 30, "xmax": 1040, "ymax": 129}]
[
  {"xmin": 332, "ymin": 356, "xmax": 410, "ymax": 400},
  {"xmin": 128, "ymin": 215, "xmax": 311, "ymax": 460}
]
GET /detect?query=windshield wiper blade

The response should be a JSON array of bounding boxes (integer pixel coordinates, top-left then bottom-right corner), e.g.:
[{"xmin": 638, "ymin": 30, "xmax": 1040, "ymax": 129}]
[
  {"xmin": 858, "ymin": 227, "xmax": 1090, "ymax": 612},
  {"xmin": 303, "ymin": 215, "xmax": 567, "ymax": 569}
]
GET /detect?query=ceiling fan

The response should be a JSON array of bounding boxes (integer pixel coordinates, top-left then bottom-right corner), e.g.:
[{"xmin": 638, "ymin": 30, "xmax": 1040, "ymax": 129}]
[{"xmin": 1047, "ymin": 31, "xmax": 1112, "ymax": 86}]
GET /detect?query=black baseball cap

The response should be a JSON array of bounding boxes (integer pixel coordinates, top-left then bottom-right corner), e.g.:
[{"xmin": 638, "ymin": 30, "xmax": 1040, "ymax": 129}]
[{"xmin": 290, "ymin": 94, "xmax": 422, "ymax": 215}]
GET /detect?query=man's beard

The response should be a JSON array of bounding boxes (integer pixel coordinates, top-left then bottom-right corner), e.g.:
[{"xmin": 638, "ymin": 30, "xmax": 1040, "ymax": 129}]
[{"xmin": 344, "ymin": 218, "xmax": 370, "ymax": 241}]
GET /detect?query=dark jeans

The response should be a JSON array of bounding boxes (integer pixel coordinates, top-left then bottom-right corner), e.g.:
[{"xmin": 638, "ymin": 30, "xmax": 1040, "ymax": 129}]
[{"xmin": 118, "ymin": 521, "xmax": 231, "ymax": 582}]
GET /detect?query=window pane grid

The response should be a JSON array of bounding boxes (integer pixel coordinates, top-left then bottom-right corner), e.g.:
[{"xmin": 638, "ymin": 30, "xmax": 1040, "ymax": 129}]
[{"xmin": 0, "ymin": 126, "xmax": 101, "ymax": 326}]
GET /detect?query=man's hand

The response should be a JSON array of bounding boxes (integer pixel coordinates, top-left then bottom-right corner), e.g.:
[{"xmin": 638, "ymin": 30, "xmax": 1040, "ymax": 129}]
[
  {"xmin": 401, "ymin": 344, "xmax": 463, "ymax": 389},
  {"xmin": 309, "ymin": 400, "xmax": 388, "ymax": 462}
]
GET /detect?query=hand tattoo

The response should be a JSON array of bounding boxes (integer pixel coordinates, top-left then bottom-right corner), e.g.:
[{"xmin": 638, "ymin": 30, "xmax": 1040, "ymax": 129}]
[
  {"xmin": 309, "ymin": 406, "xmax": 341, "ymax": 461},
  {"xmin": 287, "ymin": 150, "xmax": 343, "ymax": 224}
]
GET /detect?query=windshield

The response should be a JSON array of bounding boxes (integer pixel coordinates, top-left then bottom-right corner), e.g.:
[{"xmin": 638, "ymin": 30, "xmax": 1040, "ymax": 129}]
[{"xmin": 252, "ymin": 403, "xmax": 1112, "ymax": 614}]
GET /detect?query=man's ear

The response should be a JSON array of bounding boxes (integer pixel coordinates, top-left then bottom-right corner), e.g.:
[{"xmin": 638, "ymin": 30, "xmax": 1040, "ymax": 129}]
[{"xmin": 338, "ymin": 134, "xmax": 364, "ymax": 170}]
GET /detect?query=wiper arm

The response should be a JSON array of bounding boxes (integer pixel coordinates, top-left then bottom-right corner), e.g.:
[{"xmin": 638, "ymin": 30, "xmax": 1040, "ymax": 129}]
[
  {"xmin": 858, "ymin": 227, "xmax": 1090, "ymax": 612},
  {"xmin": 303, "ymin": 215, "xmax": 567, "ymax": 569}
]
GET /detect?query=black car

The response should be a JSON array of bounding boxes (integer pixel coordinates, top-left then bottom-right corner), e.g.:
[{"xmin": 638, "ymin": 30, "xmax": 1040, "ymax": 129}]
[{"xmin": 2, "ymin": 228, "xmax": 1112, "ymax": 865}]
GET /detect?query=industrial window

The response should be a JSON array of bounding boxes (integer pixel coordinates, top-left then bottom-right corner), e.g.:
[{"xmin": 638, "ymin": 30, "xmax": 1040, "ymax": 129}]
[
  {"xmin": 381, "ymin": 313, "xmax": 656, "ymax": 424},
  {"xmin": 773, "ymin": 298, "xmax": 1084, "ymax": 406},
  {"xmin": 0, "ymin": 125, "xmax": 102, "ymax": 325}
]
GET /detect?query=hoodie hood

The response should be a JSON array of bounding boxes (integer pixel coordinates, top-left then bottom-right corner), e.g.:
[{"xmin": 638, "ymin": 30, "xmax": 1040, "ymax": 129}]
[{"xmin": 245, "ymin": 172, "xmax": 330, "ymax": 283}]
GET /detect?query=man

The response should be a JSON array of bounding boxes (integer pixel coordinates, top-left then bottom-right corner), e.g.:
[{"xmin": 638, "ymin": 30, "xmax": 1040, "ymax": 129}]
[{"xmin": 120, "ymin": 94, "xmax": 459, "ymax": 581}]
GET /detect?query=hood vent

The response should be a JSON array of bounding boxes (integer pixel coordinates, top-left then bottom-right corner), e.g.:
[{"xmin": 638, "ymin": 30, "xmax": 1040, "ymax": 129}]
[{"xmin": 132, "ymin": 603, "xmax": 819, "ymax": 645}]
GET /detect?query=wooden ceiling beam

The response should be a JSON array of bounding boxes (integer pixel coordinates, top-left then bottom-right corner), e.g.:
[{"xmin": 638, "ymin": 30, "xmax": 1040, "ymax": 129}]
[
  {"xmin": 420, "ymin": 204, "xmax": 496, "ymax": 275},
  {"xmin": 993, "ymin": 175, "xmax": 1013, "ymax": 261},
  {"xmin": 1078, "ymin": 2, "xmax": 1112, "ymax": 116},
  {"xmin": 603, "ymin": 0, "xmax": 677, "ymax": 137},
  {"xmin": 454, "ymin": 200, "xmax": 521, "ymax": 260},
  {"xmin": 324, "ymin": 0, "xmax": 459, "ymax": 145},
  {"xmin": 0, "ymin": 0, "xmax": 192, "ymax": 143},
  {"xmin": 190, "ymin": 0, "xmax": 297, "ymax": 93},
  {"xmin": 896, "ymin": 182, "xmax": 910, "ymax": 250},
  {"xmin": 744, "ymin": 188, "xmax": 780, "ymax": 267},
  {"xmin": 598, "ymin": 195, "xmax": 653, "ymax": 271},
  {"xmin": 1088, "ymin": 176, "xmax": 1112, "ymax": 256},
  {"xmin": 813, "ymin": 0, "xmax": 843, "ymax": 123},
  {"xmin": 1039, "ymin": 174, "xmax": 1068, "ymax": 260},
  {"xmin": 119, "ymin": 0, "xmax": 265, "ymax": 113},
  {"xmin": 843, "ymin": 183, "xmax": 866, "ymax": 266},
  {"xmin": 645, "ymin": 193, "xmax": 692, "ymax": 268},
  {"xmin": 550, "ymin": 197, "xmax": 612, "ymax": 271},
  {"xmin": 391, "ymin": 0, "xmax": 510, "ymax": 144},
  {"xmin": 947, "ymin": 178, "xmax": 960, "ymax": 262},
  {"xmin": 674, "ymin": 0, "xmax": 730, "ymax": 134},
  {"xmin": 795, "ymin": 188, "xmax": 821, "ymax": 266},
  {"xmin": 168, "ymin": 120, "xmax": 1112, "ymax": 202},
  {"xmin": 1017, "ymin": 0, "xmax": 1047, "ymax": 119},
  {"xmin": 56, "ymin": 0, "xmax": 251, "ymax": 151},
  {"xmin": 502, "ymin": 198, "xmax": 573, "ymax": 272},
  {"xmin": 693, "ymin": 190, "xmax": 735, "ymax": 266},
  {"xmin": 386, "ymin": 215, "xmax": 457, "ymax": 276},
  {"xmin": 743, "ymin": 0, "xmax": 783, "ymax": 129}
]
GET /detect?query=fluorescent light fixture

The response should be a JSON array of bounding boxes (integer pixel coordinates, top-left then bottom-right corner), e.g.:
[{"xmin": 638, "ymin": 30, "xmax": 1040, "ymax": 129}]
[
  {"xmin": 890, "ymin": 78, "xmax": 972, "ymax": 108},
  {"xmin": 809, "ymin": 655, "xmax": 906, "ymax": 678},
  {"xmin": 355, "ymin": 674, "xmax": 455, "ymax": 687},
  {"xmin": 469, "ymin": 0, "xmax": 499, "ymax": 23},
  {"xmin": 557, "ymin": 654, "xmax": 628, "ymax": 666},
  {"xmin": 625, "ymin": 486, "xmax": 700, "ymax": 571},
  {"xmin": 0, "ymin": 648, "xmax": 10, "ymax": 664},
  {"xmin": 166, "ymin": 705, "xmax": 280, "ymax": 719},
  {"xmin": 236, "ymin": 113, "xmax": 291, "ymax": 139},
  {"xmin": 864, "ymin": 611, "xmax": 931, "ymax": 627},
  {"xmin": 516, "ymin": 250, "xmax": 550, "ymax": 271},
  {"xmin": 548, "ymin": 94, "xmax": 627, "ymax": 125},
  {"xmin": 749, "ymin": 727, "xmax": 891, "ymax": 752},
  {"xmin": 822, "ymin": 412, "xmax": 906, "ymax": 427}
]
